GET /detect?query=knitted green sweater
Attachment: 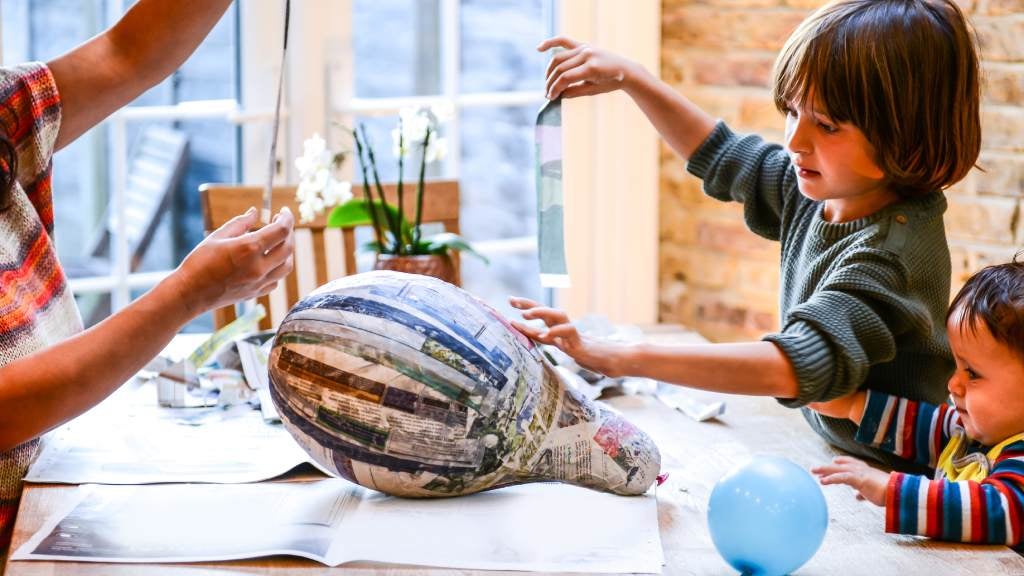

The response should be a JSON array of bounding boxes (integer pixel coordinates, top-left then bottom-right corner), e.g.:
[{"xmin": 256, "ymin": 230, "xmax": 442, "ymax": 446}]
[{"xmin": 687, "ymin": 122, "xmax": 953, "ymax": 471}]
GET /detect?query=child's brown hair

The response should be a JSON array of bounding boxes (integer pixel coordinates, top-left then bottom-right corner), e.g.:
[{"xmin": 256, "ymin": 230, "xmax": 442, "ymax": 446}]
[{"xmin": 772, "ymin": 0, "xmax": 981, "ymax": 198}]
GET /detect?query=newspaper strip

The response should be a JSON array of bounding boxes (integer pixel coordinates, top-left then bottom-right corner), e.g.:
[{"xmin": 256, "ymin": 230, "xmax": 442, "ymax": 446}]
[{"xmin": 536, "ymin": 97, "xmax": 570, "ymax": 287}]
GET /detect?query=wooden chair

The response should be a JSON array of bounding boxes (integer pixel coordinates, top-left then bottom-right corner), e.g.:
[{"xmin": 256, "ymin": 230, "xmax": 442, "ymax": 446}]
[{"xmin": 199, "ymin": 180, "xmax": 460, "ymax": 330}]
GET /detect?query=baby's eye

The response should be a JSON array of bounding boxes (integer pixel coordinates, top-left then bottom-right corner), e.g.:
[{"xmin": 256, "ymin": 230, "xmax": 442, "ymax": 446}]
[{"xmin": 965, "ymin": 367, "xmax": 979, "ymax": 380}]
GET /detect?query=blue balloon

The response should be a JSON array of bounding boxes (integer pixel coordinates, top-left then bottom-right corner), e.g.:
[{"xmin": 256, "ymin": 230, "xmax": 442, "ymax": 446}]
[{"xmin": 707, "ymin": 456, "xmax": 828, "ymax": 576}]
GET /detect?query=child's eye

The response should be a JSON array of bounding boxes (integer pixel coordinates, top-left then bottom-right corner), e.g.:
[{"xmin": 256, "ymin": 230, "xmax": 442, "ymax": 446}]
[
  {"xmin": 817, "ymin": 121, "xmax": 838, "ymax": 134},
  {"xmin": 965, "ymin": 367, "xmax": 979, "ymax": 380}
]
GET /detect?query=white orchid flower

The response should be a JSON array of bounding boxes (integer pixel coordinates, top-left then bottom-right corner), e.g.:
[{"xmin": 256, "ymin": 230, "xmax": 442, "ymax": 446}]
[
  {"xmin": 322, "ymin": 178, "xmax": 353, "ymax": 207},
  {"xmin": 425, "ymin": 136, "xmax": 448, "ymax": 163},
  {"xmin": 295, "ymin": 133, "xmax": 352, "ymax": 223}
]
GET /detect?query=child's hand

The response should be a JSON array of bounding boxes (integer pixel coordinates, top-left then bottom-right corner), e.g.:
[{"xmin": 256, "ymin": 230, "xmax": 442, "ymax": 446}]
[
  {"xmin": 808, "ymin": 390, "xmax": 867, "ymax": 424},
  {"xmin": 508, "ymin": 297, "xmax": 621, "ymax": 376},
  {"xmin": 537, "ymin": 36, "xmax": 639, "ymax": 100},
  {"xmin": 170, "ymin": 206, "xmax": 295, "ymax": 316},
  {"xmin": 812, "ymin": 456, "xmax": 889, "ymax": 506}
]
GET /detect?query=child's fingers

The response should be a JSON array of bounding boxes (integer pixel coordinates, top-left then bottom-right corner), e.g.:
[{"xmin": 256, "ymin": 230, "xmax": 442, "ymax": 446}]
[
  {"xmin": 509, "ymin": 296, "xmax": 542, "ymax": 309},
  {"xmin": 546, "ymin": 48, "xmax": 587, "ymax": 94},
  {"xmin": 545, "ymin": 323, "xmax": 579, "ymax": 340},
  {"xmin": 560, "ymin": 82, "xmax": 610, "ymax": 100},
  {"xmin": 818, "ymin": 471, "xmax": 857, "ymax": 486},
  {"xmin": 548, "ymin": 66, "xmax": 593, "ymax": 101},
  {"xmin": 520, "ymin": 306, "xmax": 571, "ymax": 327},
  {"xmin": 832, "ymin": 455, "xmax": 863, "ymax": 466},
  {"xmin": 510, "ymin": 320, "xmax": 546, "ymax": 340},
  {"xmin": 811, "ymin": 464, "xmax": 844, "ymax": 476},
  {"xmin": 537, "ymin": 35, "xmax": 582, "ymax": 53},
  {"xmin": 545, "ymin": 45, "xmax": 585, "ymax": 86}
]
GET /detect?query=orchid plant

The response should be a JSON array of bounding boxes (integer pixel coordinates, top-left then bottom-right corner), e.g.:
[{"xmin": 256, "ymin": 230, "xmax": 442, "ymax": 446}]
[{"xmin": 295, "ymin": 104, "xmax": 485, "ymax": 262}]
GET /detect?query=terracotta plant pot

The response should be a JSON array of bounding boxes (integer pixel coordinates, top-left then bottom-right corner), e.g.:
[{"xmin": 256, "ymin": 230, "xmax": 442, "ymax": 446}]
[{"xmin": 373, "ymin": 253, "xmax": 457, "ymax": 285}]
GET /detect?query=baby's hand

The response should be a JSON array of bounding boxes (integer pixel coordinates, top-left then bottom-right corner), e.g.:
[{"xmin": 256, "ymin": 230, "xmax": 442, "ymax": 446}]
[
  {"xmin": 508, "ymin": 297, "xmax": 619, "ymax": 376},
  {"xmin": 537, "ymin": 36, "xmax": 638, "ymax": 100},
  {"xmin": 812, "ymin": 456, "xmax": 889, "ymax": 506},
  {"xmin": 808, "ymin": 390, "xmax": 867, "ymax": 423}
]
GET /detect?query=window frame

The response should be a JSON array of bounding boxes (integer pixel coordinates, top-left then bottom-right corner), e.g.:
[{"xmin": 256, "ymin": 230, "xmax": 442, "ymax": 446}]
[{"xmin": 2, "ymin": 0, "xmax": 661, "ymax": 325}]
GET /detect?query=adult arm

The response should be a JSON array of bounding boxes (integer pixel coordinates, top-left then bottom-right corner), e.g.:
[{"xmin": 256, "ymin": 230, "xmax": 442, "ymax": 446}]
[{"xmin": 48, "ymin": 0, "xmax": 234, "ymax": 151}]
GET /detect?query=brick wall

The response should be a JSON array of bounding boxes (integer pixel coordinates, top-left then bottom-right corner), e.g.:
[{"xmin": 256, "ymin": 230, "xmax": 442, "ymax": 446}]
[{"xmin": 659, "ymin": 0, "xmax": 1024, "ymax": 342}]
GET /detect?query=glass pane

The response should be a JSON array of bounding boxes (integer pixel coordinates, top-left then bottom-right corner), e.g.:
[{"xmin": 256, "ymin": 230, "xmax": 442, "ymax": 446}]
[
  {"xmin": 132, "ymin": 7, "xmax": 238, "ymax": 106},
  {"xmin": 461, "ymin": 251, "xmax": 541, "ymax": 320},
  {"xmin": 2, "ymin": 1, "xmax": 241, "ymax": 327},
  {"xmin": 459, "ymin": 105, "xmax": 537, "ymax": 241},
  {"xmin": 459, "ymin": 104, "xmax": 542, "ymax": 314},
  {"xmin": 353, "ymin": 0, "xmax": 441, "ymax": 98},
  {"xmin": 126, "ymin": 118, "xmax": 237, "ymax": 273},
  {"xmin": 460, "ymin": 0, "xmax": 551, "ymax": 93},
  {"xmin": 2, "ymin": 1, "xmax": 113, "ymax": 279},
  {"xmin": 1, "ymin": 0, "xmax": 104, "ymax": 65},
  {"xmin": 52, "ymin": 125, "xmax": 113, "ymax": 279},
  {"xmin": 75, "ymin": 292, "xmax": 111, "ymax": 329}
]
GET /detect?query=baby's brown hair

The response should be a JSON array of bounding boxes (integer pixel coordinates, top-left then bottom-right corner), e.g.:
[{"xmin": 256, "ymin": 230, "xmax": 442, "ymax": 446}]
[{"xmin": 948, "ymin": 258, "xmax": 1024, "ymax": 360}]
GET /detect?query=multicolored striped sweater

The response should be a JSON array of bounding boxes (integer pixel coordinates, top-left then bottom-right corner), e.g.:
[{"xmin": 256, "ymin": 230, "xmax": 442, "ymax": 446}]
[
  {"xmin": 0, "ymin": 63, "xmax": 82, "ymax": 553},
  {"xmin": 856, "ymin": 389, "xmax": 1024, "ymax": 549}
]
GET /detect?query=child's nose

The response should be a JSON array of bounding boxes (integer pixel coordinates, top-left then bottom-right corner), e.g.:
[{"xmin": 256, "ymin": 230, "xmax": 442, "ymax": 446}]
[{"xmin": 784, "ymin": 118, "xmax": 811, "ymax": 155}]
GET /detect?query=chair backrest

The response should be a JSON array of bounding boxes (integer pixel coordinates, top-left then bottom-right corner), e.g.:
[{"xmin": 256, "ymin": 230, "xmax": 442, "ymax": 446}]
[{"xmin": 199, "ymin": 179, "xmax": 460, "ymax": 330}]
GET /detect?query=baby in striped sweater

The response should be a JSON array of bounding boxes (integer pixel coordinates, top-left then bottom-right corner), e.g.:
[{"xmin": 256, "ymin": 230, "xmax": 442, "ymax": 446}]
[{"xmin": 810, "ymin": 260, "xmax": 1024, "ymax": 549}]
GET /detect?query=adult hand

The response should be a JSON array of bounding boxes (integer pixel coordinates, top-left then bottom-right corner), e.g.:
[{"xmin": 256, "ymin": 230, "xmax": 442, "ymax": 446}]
[
  {"xmin": 812, "ymin": 456, "xmax": 890, "ymax": 506},
  {"xmin": 537, "ymin": 36, "xmax": 639, "ymax": 100},
  {"xmin": 170, "ymin": 206, "xmax": 295, "ymax": 317}
]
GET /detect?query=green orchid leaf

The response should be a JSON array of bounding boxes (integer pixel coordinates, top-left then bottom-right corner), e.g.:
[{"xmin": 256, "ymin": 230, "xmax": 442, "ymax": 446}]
[
  {"xmin": 327, "ymin": 199, "xmax": 414, "ymax": 253},
  {"xmin": 425, "ymin": 232, "xmax": 489, "ymax": 264}
]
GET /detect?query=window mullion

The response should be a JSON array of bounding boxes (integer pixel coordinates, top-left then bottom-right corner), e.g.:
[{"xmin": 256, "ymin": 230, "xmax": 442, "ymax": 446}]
[{"xmin": 441, "ymin": 0, "xmax": 460, "ymax": 179}]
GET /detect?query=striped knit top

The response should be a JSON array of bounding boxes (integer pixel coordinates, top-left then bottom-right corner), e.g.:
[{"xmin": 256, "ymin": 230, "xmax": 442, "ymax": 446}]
[
  {"xmin": 687, "ymin": 122, "xmax": 953, "ymax": 473},
  {"xmin": 857, "ymin": 390, "xmax": 1024, "ymax": 548},
  {"xmin": 0, "ymin": 63, "xmax": 82, "ymax": 552}
]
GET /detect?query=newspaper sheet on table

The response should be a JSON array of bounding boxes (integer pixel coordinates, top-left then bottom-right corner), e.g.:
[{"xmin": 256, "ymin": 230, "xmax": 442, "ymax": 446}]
[
  {"xmin": 25, "ymin": 390, "xmax": 309, "ymax": 484},
  {"xmin": 12, "ymin": 479, "xmax": 663, "ymax": 573}
]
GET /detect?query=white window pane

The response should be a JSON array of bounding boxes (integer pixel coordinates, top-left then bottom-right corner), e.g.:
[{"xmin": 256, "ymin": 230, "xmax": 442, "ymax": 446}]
[
  {"xmin": 460, "ymin": 105, "xmax": 537, "ymax": 241},
  {"xmin": 354, "ymin": 0, "xmax": 441, "ymax": 98},
  {"xmin": 460, "ymin": 0, "xmax": 551, "ymax": 93}
]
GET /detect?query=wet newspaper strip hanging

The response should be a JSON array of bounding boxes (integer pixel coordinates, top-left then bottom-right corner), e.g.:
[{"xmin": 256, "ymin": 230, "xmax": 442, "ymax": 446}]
[{"xmin": 535, "ymin": 98, "xmax": 570, "ymax": 288}]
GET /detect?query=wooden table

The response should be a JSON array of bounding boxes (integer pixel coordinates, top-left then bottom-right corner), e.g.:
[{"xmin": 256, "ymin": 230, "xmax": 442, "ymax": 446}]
[{"xmin": 6, "ymin": 329, "xmax": 1024, "ymax": 575}]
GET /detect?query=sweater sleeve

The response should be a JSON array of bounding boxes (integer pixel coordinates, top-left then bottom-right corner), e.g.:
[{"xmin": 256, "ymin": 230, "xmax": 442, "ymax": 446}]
[
  {"xmin": 885, "ymin": 443, "xmax": 1024, "ymax": 547},
  {"xmin": 765, "ymin": 247, "xmax": 936, "ymax": 407},
  {"xmin": 854, "ymin": 390, "xmax": 960, "ymax": 469},
  {"xmin": 0, "ymin": 63, "xmax": 62, "ymax": 229},
  {"xmin": 686, "ymin": 121, "xmax": 798, "ymax": 241}
]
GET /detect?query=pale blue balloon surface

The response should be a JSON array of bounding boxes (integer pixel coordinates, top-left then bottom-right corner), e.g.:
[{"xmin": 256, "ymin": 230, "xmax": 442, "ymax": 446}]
[{"xmin": 707, "ymin": 455, "xmax": 828, "ymax": 576}]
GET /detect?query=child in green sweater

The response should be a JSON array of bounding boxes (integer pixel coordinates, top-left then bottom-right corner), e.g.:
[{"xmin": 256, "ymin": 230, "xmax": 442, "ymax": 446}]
[{"xmin": 513, "ymin": 0, "xmax": 981, "ymax": 471}]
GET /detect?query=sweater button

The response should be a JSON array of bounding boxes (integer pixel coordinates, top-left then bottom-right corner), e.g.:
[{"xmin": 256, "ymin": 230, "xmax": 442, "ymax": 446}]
[{"xmin": 895, "ymin": 214, "xmax": 908, "ymax": 224}]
